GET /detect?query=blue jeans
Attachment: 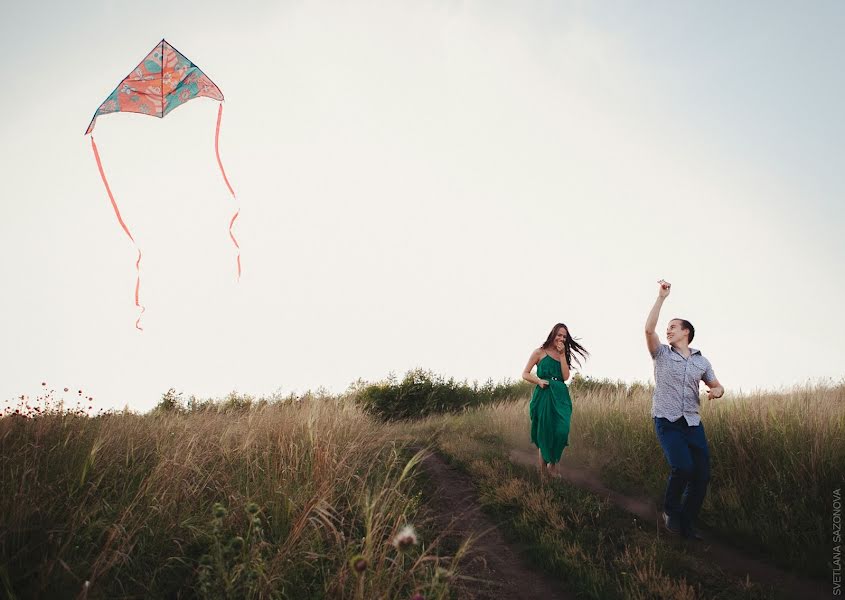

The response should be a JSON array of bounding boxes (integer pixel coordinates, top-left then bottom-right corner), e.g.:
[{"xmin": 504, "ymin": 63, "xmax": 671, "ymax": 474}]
[{"xmin": 653, "ymin": 416, "xmax": 710, "ymax": 536}]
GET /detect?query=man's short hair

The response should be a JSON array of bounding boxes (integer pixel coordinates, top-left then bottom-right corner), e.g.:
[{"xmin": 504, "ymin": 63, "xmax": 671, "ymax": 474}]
[{"xmin": 673, "ymin": 318, "xmax": 695, "ymax": 343}]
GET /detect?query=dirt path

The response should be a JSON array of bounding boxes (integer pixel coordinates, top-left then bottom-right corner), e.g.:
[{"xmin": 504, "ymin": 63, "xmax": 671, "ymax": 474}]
[
  {"xmin": 419, "ymin": 450, "xmax": 575, "ymax": 600},
  {"xmin": 509, "ymin": 448, "xmax": 829, "ymax": 600}
]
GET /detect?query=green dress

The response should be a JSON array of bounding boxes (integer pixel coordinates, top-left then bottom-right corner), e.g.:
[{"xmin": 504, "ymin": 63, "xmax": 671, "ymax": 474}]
[{"xmin": 530, "ymin": 354, "xmax": 572, "ymax": 464}]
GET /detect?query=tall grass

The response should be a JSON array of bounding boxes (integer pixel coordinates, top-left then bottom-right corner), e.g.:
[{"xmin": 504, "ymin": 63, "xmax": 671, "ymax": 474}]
[
  {"xmin": 0, "ymin": 398, "xmax": 461, "ymax": 599},
  {"xmin": 401, "ymin": 411, "xmax": 779, "ymax": 599},
  {"xmin": 425, "ymin": 379, "xmax": 845, "ymax": 579},
  {"xmin": 4, "ymin": 376, "xmax": 839, "ymax": 596},
  {"xmin": 569, "ymin": 379, "xmax": 843, "ymax": 579}
]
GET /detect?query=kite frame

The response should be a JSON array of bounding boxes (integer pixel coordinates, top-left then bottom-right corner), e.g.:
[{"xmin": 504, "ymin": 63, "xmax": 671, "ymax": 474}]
[{"xmin": 84, "ymin": 38, "xmax": 225, "ymax": 135}]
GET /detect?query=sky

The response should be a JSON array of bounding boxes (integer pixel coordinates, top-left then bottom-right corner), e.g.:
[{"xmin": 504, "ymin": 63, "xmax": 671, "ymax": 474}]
[{"xmin": 1, "ymin": 1, "xmax": 843, "ymax": 412}]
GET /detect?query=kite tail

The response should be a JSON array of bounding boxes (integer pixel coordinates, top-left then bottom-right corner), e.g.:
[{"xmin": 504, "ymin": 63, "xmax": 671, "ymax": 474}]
[
  {"xmin": 215, "ymin": 103, "xmax": 241, "ymax": 279},
  {"xmin": 90, "ymin": 136, "xmax": 145, "ymax": 331}
]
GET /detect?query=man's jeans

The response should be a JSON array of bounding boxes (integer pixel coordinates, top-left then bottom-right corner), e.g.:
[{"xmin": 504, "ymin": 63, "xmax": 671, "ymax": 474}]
[{"xmin": 653, "ymin": 416, "xmax": 710, "ymax": 536}]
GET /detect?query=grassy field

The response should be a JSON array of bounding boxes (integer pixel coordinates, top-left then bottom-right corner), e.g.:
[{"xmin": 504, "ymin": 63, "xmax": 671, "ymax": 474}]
[
  {"xmin": 564, "ymin": 378, "xmax": 843, "ymax": 579},
  {"xmin": 407, "ymin": 421, "xmax": 774, "ymax": 599},
  {"xmin": 399, "ymin": 378, "xmax": 842, "ymax": 597},
  {"xmin": 1, "ymin": 377, "xmax": 841, "ymax": 598},
  {"xmin": 0, "ymin": 396, "xmax": 462, "ymax": 599}
]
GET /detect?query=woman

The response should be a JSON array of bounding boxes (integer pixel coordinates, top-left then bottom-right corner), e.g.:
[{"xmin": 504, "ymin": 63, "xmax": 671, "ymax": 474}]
[{"xmin": 522, "ymin": 323, "xmax": 589, "ymax": 478}]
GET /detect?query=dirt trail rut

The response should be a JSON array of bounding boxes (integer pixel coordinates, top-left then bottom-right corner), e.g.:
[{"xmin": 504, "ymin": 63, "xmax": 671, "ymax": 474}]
[{"xmin": 420, "ymin": 451, "xmax": 574, "ymax": 600}]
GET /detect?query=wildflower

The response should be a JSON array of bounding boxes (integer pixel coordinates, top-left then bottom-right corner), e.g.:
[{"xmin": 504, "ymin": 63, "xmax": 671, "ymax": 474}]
[
  {"xmin": 41, "ymin": 382, "xmax": 46, "ymax": 386},
  {"xmin": 212, "ymin": 503, "xmax": 227, "ymax": 519},
  {"xmin": 64, "ymin": 388, "xmax": 69, "ymax": 392},
  {"xmin": 245, "ymin": 502, "xmax": 259, "ymax": 515},
  {"xmin": 392, "ymin": 525, "xmax": 418, "ymax": 551},
  {"xmin": 349, "ymin": 554, "xmax": 368, "ymax": 575}
]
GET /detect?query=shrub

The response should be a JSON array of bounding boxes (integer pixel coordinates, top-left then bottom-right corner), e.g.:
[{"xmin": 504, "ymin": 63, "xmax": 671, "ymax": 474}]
[{"xmin": 352, "ymin": 369, "xmax": 531, "ymax": 421}]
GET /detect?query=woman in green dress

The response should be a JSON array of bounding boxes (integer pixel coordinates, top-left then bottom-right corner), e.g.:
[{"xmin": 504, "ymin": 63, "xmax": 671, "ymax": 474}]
[{"xmin": 522, "ymin": 323, "xmax": 589, "ymax": 478}]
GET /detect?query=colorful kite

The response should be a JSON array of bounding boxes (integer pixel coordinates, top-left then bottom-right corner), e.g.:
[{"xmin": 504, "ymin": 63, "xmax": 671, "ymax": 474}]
[{"xmin": 85, "ymin": 39, "xmax": 240, "ymax": 330}]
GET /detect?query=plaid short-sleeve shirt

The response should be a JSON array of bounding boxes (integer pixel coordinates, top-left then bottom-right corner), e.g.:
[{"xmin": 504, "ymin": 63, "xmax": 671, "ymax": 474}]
[{"xmin": 650, "ymin": 344, "xmax": 716, "ymax": 426}]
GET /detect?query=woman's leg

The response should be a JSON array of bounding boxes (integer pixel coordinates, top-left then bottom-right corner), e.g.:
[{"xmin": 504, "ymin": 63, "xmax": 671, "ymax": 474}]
[{"xmin": 538, "ymin": 448, "xmax": 548, "ymax": 479}]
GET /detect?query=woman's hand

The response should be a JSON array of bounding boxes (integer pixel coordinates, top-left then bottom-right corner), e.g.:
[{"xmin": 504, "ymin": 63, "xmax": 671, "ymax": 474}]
[
  {"xmin": 538, "ymin": 379, "xmax": 549, "ymax": 388},
  {"xmin": 555, "ymin": 341, "xmax": 565, "ymax": 354}
]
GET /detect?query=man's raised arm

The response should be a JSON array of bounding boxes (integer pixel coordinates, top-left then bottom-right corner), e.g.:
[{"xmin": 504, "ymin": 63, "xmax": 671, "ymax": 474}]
[{"xmin": 646, "ymin": 280, "xmax": 671, "ymax": 357}]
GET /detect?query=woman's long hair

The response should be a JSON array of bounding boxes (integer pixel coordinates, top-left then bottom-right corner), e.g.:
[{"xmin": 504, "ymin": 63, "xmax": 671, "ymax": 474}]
[{"xmin": 541, "ymin": 323, "xmax": 589, "ymax": 368}]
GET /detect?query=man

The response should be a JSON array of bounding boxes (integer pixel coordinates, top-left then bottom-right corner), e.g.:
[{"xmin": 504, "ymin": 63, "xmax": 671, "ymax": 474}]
[{"xmin": 645, "ymin": 279, "xmax": 724, "ymax": 540}]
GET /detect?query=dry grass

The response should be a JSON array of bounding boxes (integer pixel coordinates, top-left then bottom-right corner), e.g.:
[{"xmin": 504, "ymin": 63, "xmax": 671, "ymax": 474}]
[
  {"xmin": 407, "ymin": 380, "xmax": 844, "ymax": 582},
  {"xmin": 3, "ymin": 378, "xmax": 840, "ymax": 598},
  {"xmin": 564, "ymin": 380, "xmax": 844, "ymax": 577},
  {"xmin": 0, "ymin": 399, "xmax": 463, "ymax": 599},
  {"xmin": 409, "ymin": 412, "xmax": 776, "ymax": 599}
]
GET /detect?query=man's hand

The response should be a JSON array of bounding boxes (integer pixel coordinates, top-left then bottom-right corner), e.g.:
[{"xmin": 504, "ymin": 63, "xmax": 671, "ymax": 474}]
[
  {"xmin": 658, "ymin": 279, "xmax": 671, "ymax": 298},
  {"xmin": 707, "ymin": 387, "xmax": 724, "ymax": 400}
]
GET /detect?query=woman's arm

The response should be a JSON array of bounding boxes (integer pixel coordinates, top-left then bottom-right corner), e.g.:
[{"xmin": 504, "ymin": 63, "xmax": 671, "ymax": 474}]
[
  {"xmin": 522, "ymin": 349, "xmax": 548, "ymax": 387},
  {"xmin": 554, "ymin": 341, "xmax": 571, "ymax": 380}
]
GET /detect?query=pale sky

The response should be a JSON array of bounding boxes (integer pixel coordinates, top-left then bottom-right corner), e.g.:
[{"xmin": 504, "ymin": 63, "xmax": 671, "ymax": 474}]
[{"xmin": 1, "ymin": 1, "xmax": 843, "ymax": 412}]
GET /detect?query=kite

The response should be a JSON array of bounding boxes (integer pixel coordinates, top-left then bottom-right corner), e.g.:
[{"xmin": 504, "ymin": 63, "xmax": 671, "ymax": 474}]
[{"xmin": 85, "ymin": 39, "xmax": 240, "ymax": 330}]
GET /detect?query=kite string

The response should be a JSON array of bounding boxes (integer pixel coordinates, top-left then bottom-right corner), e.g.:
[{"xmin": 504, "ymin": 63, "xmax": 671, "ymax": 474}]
[
  {"xmin": 215, "ymin": 103, "xmax": 241, "ymax": 279},
  {"xmin": 90, "ymin": 136, "xmax": 145, "ymax": 331}
]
